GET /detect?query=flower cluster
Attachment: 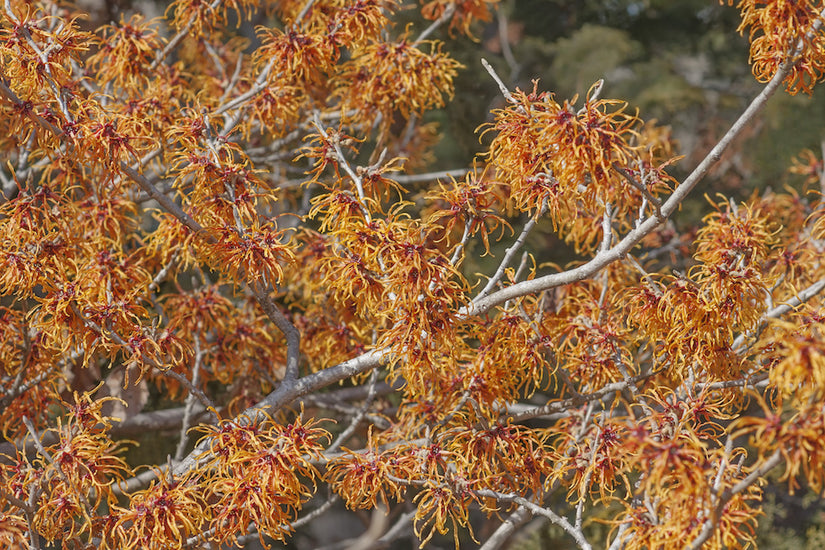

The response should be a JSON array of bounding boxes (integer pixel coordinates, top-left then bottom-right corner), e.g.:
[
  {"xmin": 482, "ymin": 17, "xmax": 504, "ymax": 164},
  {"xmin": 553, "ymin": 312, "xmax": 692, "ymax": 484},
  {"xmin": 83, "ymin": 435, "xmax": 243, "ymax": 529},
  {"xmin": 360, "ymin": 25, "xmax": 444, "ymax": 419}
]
[{"xmin": 725, "ymin": 0, "xmax": 825, "ymax": 94}]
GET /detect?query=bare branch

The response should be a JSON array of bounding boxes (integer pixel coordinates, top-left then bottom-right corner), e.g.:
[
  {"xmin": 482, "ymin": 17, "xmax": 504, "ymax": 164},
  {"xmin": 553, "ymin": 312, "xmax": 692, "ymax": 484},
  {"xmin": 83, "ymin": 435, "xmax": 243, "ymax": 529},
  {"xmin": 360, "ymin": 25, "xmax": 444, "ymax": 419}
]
[
  {"xmin": 251, "ymin": 285, "xmax": 301, "ymax": 383},
  {"xmin": 505, "ymin": 370, "xmax": 659, "ymax": 424},
  {"xmin": 327, "ymin": 369, "xmax": 379, "ymax": 453},
  {"xmin": 687, "ymin": 450, "xmax": 783, "ymax": 550},
  {"xmin": 613, "ymin": 162, "xmax": 663, "ymax": 221},
  {"xmin": 482, "ymin": 57, "xmax": 516, "ymax": 104},
  {"xmin": 475, "ymin": 199, "xmax": 547, "ymax": 303},
  {"xmin": 474, "ymin": 489, "xmax": 593, "ymax": 550},
  {"xmin": 479, "ymin": 506, "xmax": 532, "ymax": 550},
  {"xmin": 414, "ymin": 3, "xmax": 456, "ymax": 45},
  {"xmin": 393, "ymin": 168, "xmax": 470, "ymax": 184},
  {"xmin": 151, "ymin": 0, "xmax": 224, "ymax": 70},
  {"xmin": 23, "ymin": 416, "xmax": 94, "ymax": 514}
]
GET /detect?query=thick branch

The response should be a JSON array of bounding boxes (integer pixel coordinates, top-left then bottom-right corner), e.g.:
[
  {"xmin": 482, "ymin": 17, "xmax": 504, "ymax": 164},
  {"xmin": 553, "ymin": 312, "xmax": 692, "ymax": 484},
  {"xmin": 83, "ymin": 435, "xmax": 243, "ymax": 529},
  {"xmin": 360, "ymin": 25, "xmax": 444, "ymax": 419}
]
[
  {"xmin": 479, "ymin": 506, "xmax": 532, "ymax": 550},
  {"xmin": 252, "ymin": 285, "xmax": 301, "ymax": 383},
  {"xmin": 505, "ymin": 370, "xmax": 658, "ymax": 424},
  {"xmin": 173, "ymin": 347, "xmax": 388, "ymax": 476}
]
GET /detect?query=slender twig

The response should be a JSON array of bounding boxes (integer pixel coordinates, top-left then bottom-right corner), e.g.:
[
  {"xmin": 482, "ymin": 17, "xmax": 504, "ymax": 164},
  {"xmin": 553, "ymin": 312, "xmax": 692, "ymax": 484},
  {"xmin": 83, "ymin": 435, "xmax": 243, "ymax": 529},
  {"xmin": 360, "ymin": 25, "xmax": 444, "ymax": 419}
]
[
  {"xmin": 112, "ymin": 466, "xmax": 168, "ymax": 498},
  {"xmin": 393, "ymin": 168, "xmax": 469, "ymax": 183},
  {"xmin": 151, "ymin": 0, "xmax": 224, "ymax": 70},
  {"xmin": 26, "ymin": 479, "xmax": 41, "ymax": 550},
  {"xmin": 202, "ymin": 40, "xmax": 228, "ymax": 82},
  {"xmin": 481, "ymin": 58, "xmax": 516, "ymax": 104},
  {"xmin": 695, "ymin": 373, "xmax": 769, "ymax": 392},
  {"xmin": 148, "ymin": 254, "xmax": 178, "ymax": 293},
  {"xmin": 575, "ymin": 436, "xmax": 597, "ymax": 531},
  {"xmin": 607, "ymin": 522, "xmax": 631, "ymax": 550},
  {"xmin": 293, "ymin": 0, "xmax": 318, "ymax": 26},
  {"xmin": 449, "ymin": 220, "xmax": 473, "ymax": 266},
  {"xmin": 496, "ymin": 9, "xmax": 520, "ymax": 79},
  {"xmin": 511, "ymin": 251, "xmax": 530, "ymax": 286},
  {"xmin": 120, "ymin": 163, "xmax": 204, "ymax": 234},
  {"xmin": 312, "ymin": 112, "xmax": 368, "ymax": 203},
  {"xmin": 762, "ymin": 275, "xmax": 825, "ymax": 319},
  {"xmin": 327, "ymin": 369, "xmax": 379, "ymax": 453},
  {"xmin": 503, "ymin": 252, "xmax": 530, "ymax": 311},
  {"xmin": 215, "ymin": 58, "xmax": 277, "ymax": 116},
  {"xmin": 413, "ymin": 3, "xmax": 455, "ymax": 45},
  {"xmin": 474, "ymin": 489, "xmax": 593, "ymax": 550},
  {"xmin": 217, "ymin": 52, "xmax": 245, "ymax": 104},
  {"xmin": 613, "ymin": 162, "xmax": 663, "ymax": 221},
  {"xmin": 22, "ymin": 416, "xmax": 93, "ymax": 514},
  {"xmin": 0, "ymin": 77, "xmax": 61, "ymax": 135},
  {"xmin": 731, "ymin": 275, "xmax": 825, "ymax": 352},
  {"xmin": 0, "ymin": 368, "xmax": 53, "ymax": 409},
  {"xmin": 371, "ymin": 510, "xmax": 415, "ymax": 549},
  {"xmin": 505, "ymin": 370, "xmax": 658, "ymax": 424},
  {"xmin": 293, "ymin": 494, "xmax": 340, "ymax": 530},
  {"xmin": 175, "ymin": 335, "xmax": 205, "ymax": 461},
  {"xmin": 475, "ymin": 200, "xmax": 547, "ymax": 302}
]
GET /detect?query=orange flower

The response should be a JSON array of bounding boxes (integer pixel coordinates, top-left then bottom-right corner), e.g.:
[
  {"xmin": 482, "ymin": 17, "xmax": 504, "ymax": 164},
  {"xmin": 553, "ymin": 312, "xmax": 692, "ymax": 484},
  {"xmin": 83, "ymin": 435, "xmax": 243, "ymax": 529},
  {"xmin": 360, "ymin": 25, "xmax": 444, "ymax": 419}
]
[
  {"xmin": 113, "ymin": 474, "xmax": 207, "ymax": 550},
  {"xmin": 166, "ymin": 0, "xmax": 259, "ymax": 37},
  {"xmin": 198, "ymin": 415, "xmax": 329, "ymax": 545},
  {"xmin": 334, "ymin": 35, "xmax": 463, "ymax": 128},
  {"xmin": 482, "ymin": 80, "xmax": 664, "ymax": 253},
  {"xmin": 726, "ymin": 0, "xmax": 825, "ymax": 94},
  {"xmin": 254, "ymin": 27, "xmax": 337, "ymax": 86},
  {"xmin": 421, "ymin": 0, "xmax": 500, "ymax": 38},
  {"xmin": 88, "ymin": 14, "xmax": 162, "ymax": 90},
  {"xmin": 0, "ymin": 513, "xmax": 27, "ymax": 548},
  {"xmin": 424, "ymin": 163, "xmax": 511, "ymax": 256},
  {"xmin": 413, "ymin": 481, "xmax": 478, "ymax": 548},
  {"xmin": 326, "ymin": 448, "xmax": 407, "ymax": 510},
  {"xmin": 201, "ymin": 222, "xmax": 295, "ymax": 288}
]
